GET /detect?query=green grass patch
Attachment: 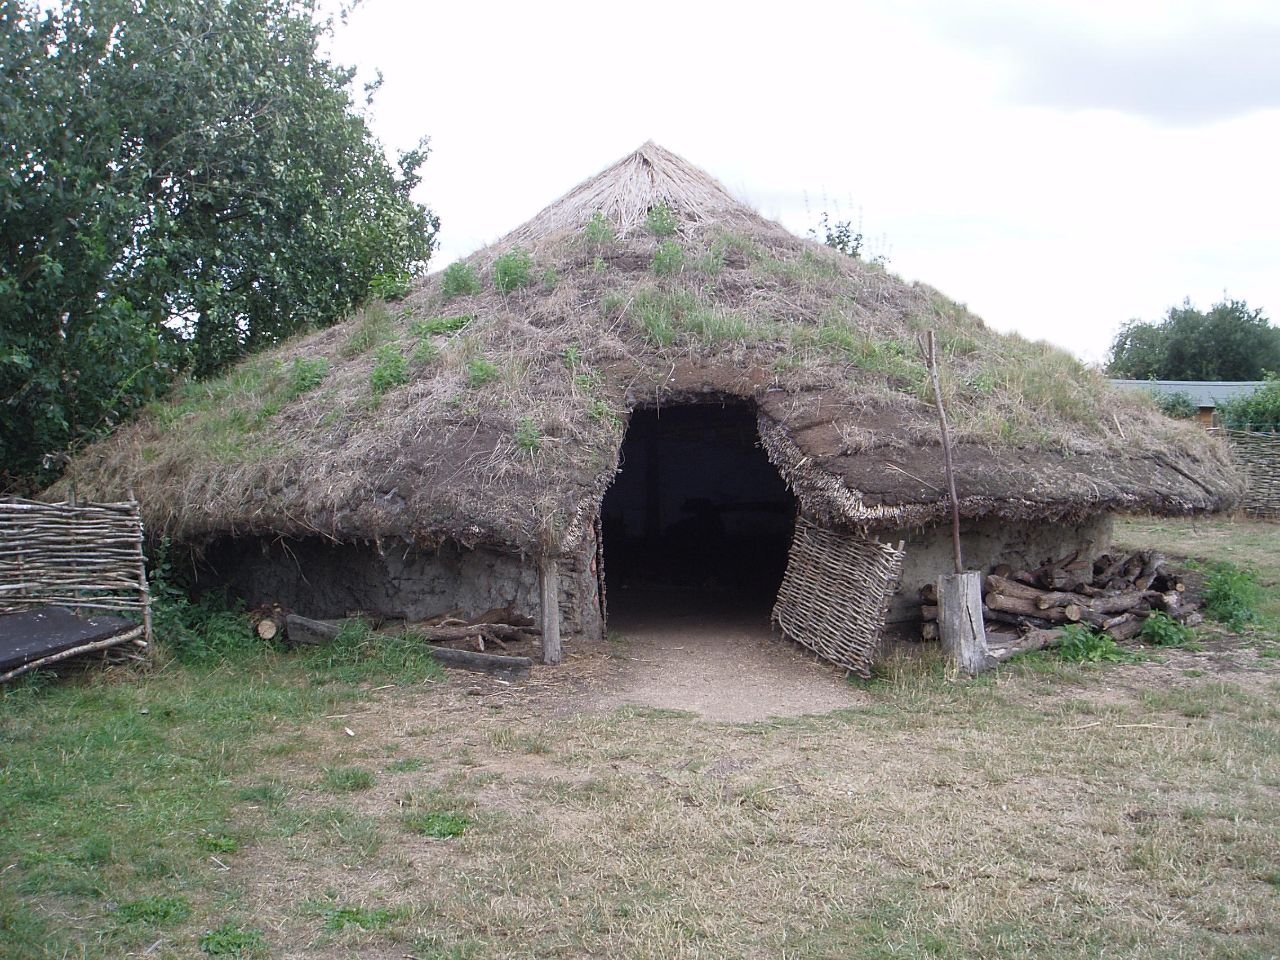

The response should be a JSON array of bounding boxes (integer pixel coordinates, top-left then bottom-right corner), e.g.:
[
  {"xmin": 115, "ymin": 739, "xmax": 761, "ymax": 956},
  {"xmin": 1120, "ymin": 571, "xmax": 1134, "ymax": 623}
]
[
  {"xmin": 386, "ymin": 757, "xmax": 426, "ymax": 773},
  {"xmin": 315, "ymin": 902, "xmax": 398, "ymax": 931},
  {"xmin": 195, "ymin": 833, "xmax": 239, "ymax": 853},
  {"xmin": 200, "ymin": 922, "xmax": 267, "ymax": 957},
  {"xmin": 322, "ymin": 766, "xmax": 375, "ymax": 793},
  {"xmin": 114, "ymin": 894, "xmax": 192, "ymax": 926},
  {"xmin": 303, "ymin": 620, "xmax": 445, "ymax": 686},
  {"xmin": 283, "ymin": 356, "xmax": 327, "ymax": 399},
  {"xmin": 403, "ymin": 810, "xmax": 470, "ymax": 839}
]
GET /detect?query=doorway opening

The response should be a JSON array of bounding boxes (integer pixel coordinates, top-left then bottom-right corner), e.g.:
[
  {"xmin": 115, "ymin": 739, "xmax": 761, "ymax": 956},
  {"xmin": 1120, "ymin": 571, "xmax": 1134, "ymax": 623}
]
[{"xmin": 601, "ymin": 403, "xmax": 796, "ymax": 621}]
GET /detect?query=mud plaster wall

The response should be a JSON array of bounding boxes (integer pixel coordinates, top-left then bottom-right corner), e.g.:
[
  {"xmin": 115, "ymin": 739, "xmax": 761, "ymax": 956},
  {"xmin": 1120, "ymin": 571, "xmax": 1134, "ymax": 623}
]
[
  {"xmin": 194, "ymin": 537, "xmax": 604, "ymax": 641},
  {"xmin": 878, "ymin": 513, "xmax": 1115, "ymax": 622}
]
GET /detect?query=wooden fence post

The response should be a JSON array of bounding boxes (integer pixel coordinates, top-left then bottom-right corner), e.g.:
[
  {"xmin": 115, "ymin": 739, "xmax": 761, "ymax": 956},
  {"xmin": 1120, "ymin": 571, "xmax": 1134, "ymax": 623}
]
[
  {"xmin": 938, "ymin": 571, "xmax": 988, "ymax": 675},
  {"xmin": 538, "ymin": 556, "xmax": 562, "ymax": 665}
]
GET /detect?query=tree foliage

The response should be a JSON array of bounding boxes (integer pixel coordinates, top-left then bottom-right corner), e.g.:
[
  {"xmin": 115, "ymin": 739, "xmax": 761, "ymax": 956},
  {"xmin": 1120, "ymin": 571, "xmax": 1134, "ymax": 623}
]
[
  {"xmin": 0, "ymin": 0, "xmax": 438, "ymax": 490},
  {"xmin": 1106, "ymin": 298, "xmax": 1280, "ymax": 381},
  {"xmin": 1216, "ymin": 376, "xmax": 1280, "ymax": 432}
]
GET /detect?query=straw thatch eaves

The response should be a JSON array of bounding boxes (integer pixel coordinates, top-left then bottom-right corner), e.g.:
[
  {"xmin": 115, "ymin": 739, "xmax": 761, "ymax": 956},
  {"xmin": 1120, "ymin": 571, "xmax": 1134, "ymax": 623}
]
[{"xmin": 56, "ymin": 142, "xmax": 1241, "ymax": 553}]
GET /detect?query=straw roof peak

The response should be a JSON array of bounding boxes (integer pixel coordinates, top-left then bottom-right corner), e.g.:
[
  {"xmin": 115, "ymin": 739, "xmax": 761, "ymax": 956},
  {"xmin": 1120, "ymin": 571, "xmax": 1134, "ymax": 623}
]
[{"xmin": 493, "ymin": 141, "xmax": 754, "ymax": 251}]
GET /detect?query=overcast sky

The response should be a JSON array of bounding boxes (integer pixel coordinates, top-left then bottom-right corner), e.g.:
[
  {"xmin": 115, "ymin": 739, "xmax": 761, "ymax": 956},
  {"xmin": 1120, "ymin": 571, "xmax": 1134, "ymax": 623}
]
[{"xmin": 327, "ymin": 0, "xmax": 1280, "ymax": 364}]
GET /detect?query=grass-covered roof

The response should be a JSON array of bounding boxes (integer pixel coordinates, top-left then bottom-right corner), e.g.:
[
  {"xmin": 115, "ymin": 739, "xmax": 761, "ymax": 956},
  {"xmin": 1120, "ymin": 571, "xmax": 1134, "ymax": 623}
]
[{"xmin": 57, "ymin": 143, "xmax": 1241, "ymax": 552}]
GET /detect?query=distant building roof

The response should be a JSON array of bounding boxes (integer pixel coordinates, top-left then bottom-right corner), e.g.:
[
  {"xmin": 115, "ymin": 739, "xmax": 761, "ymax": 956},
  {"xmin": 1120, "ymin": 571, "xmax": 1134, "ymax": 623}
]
[{"xmin": 1109, "ymin": 379, "xmax": 1266, "ymax": 409}]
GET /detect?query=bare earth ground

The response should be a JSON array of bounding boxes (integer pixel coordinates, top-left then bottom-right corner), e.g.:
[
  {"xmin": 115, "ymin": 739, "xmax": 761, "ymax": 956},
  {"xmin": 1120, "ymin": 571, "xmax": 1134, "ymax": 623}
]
[{"xmin": 584, "ymin": 587, "xmax": 862, "ymax": 720}]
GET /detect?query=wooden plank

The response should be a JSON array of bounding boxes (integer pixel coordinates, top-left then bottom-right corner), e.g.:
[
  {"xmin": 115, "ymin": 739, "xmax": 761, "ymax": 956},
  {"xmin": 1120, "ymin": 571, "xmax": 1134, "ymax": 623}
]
[{"xmin": 425, "ymin": 646, "xmax": 532, "ymax": 679}]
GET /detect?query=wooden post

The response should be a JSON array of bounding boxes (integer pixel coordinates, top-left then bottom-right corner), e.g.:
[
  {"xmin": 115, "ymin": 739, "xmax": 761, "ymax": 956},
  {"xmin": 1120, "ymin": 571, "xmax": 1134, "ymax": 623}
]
[
  {"xmin": 938, "ymin": 571, "xmax": 988, "ymax": 675},
  {"xmin": 538, "ymin": 556, "xmax": 562, "ymax": 665}
]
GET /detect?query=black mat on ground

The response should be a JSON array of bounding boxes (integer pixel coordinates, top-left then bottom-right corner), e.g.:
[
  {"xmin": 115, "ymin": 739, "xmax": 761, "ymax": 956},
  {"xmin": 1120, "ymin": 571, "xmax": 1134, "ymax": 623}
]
[{"xmin": 0, "ymin": 607, "xmax": 138, "ymax": 674}]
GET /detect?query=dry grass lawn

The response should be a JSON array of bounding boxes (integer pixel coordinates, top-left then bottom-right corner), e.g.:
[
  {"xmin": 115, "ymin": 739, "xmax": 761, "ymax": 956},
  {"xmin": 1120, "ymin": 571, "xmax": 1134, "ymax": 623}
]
[{"xmin": 1, "ymin": 517, "xmax": 1277, "ymax": 959}]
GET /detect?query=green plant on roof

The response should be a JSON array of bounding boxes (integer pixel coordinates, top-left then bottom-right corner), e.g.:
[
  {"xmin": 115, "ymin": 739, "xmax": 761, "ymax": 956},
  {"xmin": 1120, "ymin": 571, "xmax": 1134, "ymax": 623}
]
[
  {"xmin": 651, "ymin": 240, "xmax": 685, "ymax": 276},
  {"xmin": 412, "ymin": 338, "xmax": 440, "ymax": 367},
  {"xmin": 369, "ymin": 270, "xmax": 412, "ymax": 301},
  {"xmin": 583, "ymin": 211, "xmax": 616, "ymax": 249},
  {"xmin": 440, "ymin": 261, "xmax": 481, "ymax": 301},
  {"xmin": 492, "ymin": 248, "xmax": 535, "ymax": 294},
  {"xmin": 465, "ymin": 357, "xmax": 499, "ymax": 388},
  {"xmin": 284, "ymin": 356, "xmax": 328, "ymax": 399},
  {"xmin": 413, "ymin": 314, "xmax": 472, "ymax": 336},
  {"xmin": 645, "ymin": 203, "xmax": 677, "ymax": 237},
  {"xmin": 514, "ymin": 417, "xmax": 542, "ymax": 453},
  {"xmin": 370, "ymin": 344, "xmax": 408, "ymax": 396},
  {"xmin": 694, "ymin": 239, "xmax": 726, "ymax": 274}
]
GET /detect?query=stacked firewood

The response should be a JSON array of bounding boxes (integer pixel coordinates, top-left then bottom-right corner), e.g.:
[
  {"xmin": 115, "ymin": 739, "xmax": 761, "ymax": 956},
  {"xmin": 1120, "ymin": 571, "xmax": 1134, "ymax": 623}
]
[{"xmin": 920, "ymin": 550, "xmax": 1202, "ymax": 641}]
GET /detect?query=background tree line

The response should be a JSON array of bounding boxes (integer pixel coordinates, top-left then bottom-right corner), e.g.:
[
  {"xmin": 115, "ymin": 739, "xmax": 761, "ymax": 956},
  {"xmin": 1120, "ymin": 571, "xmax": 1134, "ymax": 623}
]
[{"xmin": 1, "ymin": 0, "xmax": 438, "ymax": 492}]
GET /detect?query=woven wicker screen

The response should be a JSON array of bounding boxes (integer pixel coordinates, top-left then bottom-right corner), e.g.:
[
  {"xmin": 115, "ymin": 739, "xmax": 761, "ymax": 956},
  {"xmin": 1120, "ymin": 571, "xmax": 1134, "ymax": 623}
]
[
  {"xmin": 1222, "ymin": 430, "xmax": 1280, "ymax": 519},
  {"xmin": 772, "ymin": 516, "xmax": 905, "ymax": 677},
  {"xmin": 0, "ymin": 498, "xmax": 151, "ymax": 640}
]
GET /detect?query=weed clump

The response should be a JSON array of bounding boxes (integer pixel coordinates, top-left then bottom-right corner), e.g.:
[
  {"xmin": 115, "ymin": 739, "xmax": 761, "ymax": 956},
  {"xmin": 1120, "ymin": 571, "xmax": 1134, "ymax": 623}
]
[
  {"xmin": 200, "ymin": 922, "xmax": 267, "ymax": 957},
  {"xmin": 514, "ymin": 417, "xmax": 542, "ymax": 453},
  {"xmin": 322, "ymin": 766, "xmax": 376, "ymax": 792},
  {"xmin": 115, "ymin": 895, "xmax": 192, "ymax": 926},
  {"xmin": 1203, "ymin": 562, "xmax": 1262, "ymax": 628},
  {"xmin": 404, "ymin": 810, "xmax": 470, "ymax": 838},
  {"xmin": 284, "ymin": 357, "xmax": 327, "ymax": 399},
  {"xmin": 1057, "ymin": 624, "xmax": 1136, "ymax": 663},
  {"xmin": 645, "ymin": 203, "xmax": 677, "ymax": 237},
  {"xmin": 465, "ymin": 357, "xmax": 500, "ymax": 388},
  {"xmin": 492, "ymin": 248, "xmax": 535, "ymax": 294},
  {"xmin": 369, "ymin": 343, "xmax": 408, "ymax": 396},
  {"xmin": 651, "ymin": 240, "xmax": 685, "ymax": 276},
  {"xmin": 441, "ymin": 262, "xmax": 481, "ymax": 301},
  {"xmin": 1140, "ymin": 611, "xmax": 1196, "ymax": 646},
  {"xmin": 582, "ymin": 211, "xmax": 615, "ymax": 249}
]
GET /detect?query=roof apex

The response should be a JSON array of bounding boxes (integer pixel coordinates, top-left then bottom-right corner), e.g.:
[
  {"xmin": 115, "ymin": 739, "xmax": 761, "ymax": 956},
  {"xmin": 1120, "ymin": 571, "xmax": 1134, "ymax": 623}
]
[{"xmin": 492, "ymin": 141, "xmax": 756, "ymax": 251}]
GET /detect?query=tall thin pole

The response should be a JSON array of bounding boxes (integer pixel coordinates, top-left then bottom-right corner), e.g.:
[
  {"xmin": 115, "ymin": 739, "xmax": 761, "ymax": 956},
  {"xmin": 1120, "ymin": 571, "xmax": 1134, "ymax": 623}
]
[{"xmin": 923, "ymin": 331, "xmax": 963, "ymax": 574}]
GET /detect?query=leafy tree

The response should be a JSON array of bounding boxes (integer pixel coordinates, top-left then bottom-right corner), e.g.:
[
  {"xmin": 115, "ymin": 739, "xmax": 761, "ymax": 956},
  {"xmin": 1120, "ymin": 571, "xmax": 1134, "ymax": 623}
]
[
  {"xmin": 812, "ymin": 212, "xmax": 864, "ymax": 259},
  {"xmin": 1, "ymin": 0, "xmax": 438, "ymax": 491},
  {"xmin": 1153, "ymin": 390, "xmax": 1198, "ymax": 419},
  {"xmin": 1216, "ymin": 376, "xmax": 1280, "ymax": 431},
  {"xmin": 1106, "ymin": 298, "xmax": 1280, "ymax": 381}
]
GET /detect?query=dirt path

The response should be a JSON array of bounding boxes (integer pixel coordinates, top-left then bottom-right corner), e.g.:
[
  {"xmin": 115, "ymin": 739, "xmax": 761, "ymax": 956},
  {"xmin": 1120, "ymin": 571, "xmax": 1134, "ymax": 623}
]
[{"xmin": 583, "ymin": 587, "xmax": 864, "ymax": 721}]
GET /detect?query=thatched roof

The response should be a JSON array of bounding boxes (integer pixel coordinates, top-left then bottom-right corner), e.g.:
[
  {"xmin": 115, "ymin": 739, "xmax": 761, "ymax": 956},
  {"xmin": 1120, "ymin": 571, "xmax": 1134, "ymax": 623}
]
[{"xmin": 56, "ymin": 142, "xmax": 1241, "ymax": 553}]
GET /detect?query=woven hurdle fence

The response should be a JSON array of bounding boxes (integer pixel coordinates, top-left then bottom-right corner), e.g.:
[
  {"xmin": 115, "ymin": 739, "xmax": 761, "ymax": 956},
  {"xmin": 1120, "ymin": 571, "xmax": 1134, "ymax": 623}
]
[
  {"xmin": 1222, "ymin": 429, "xmax": 1280, "ymax": 519},
  {"xmin": 772, "ymin": 517, "xmax": 906, "ymax": 678},
  {"xmin": 0, "ymin": 497, "xmax": 152, "ymax": 641}
]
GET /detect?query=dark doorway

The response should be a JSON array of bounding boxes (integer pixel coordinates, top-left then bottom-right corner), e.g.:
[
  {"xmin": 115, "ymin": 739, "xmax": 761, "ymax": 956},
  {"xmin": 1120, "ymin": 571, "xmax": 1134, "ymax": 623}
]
[{"xmin": 601, "ymin": 403, "xmax": 796, "ymax": 617}]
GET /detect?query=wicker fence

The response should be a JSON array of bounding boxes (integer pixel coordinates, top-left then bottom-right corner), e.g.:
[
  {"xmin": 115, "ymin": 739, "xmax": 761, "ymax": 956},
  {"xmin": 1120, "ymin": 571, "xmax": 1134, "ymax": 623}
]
[
  {"xmin": 1222, "ymin": 430, "xmax": 1280, "ymax": 519},
  {"xmin": 772, "ymin": 517, "xmax": 905, "ymax": 678},
  {"xmin": 0, "ymin": 497, "xmax": 152, "ymax": 639}
]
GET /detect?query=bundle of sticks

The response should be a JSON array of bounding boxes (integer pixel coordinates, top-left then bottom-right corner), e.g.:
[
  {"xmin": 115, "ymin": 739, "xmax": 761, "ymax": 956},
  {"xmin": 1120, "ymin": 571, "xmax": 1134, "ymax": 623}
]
[{"xmin": 920, "ymin": 549, "xmax": 1202, "ymax": 641}]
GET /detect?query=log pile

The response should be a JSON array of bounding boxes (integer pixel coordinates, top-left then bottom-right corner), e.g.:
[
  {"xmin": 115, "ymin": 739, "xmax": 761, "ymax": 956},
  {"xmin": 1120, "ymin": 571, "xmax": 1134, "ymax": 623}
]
[{"xmin": 920, "ymin": 550, "xmax": 1202, "ymax": 641}]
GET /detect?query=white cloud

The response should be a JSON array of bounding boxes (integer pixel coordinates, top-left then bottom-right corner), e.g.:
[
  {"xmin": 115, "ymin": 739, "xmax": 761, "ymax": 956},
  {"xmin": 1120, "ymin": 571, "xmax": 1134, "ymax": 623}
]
[{"xmin": 326, "ymin": 0, "xmax": 1280, "ymax": 363}]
